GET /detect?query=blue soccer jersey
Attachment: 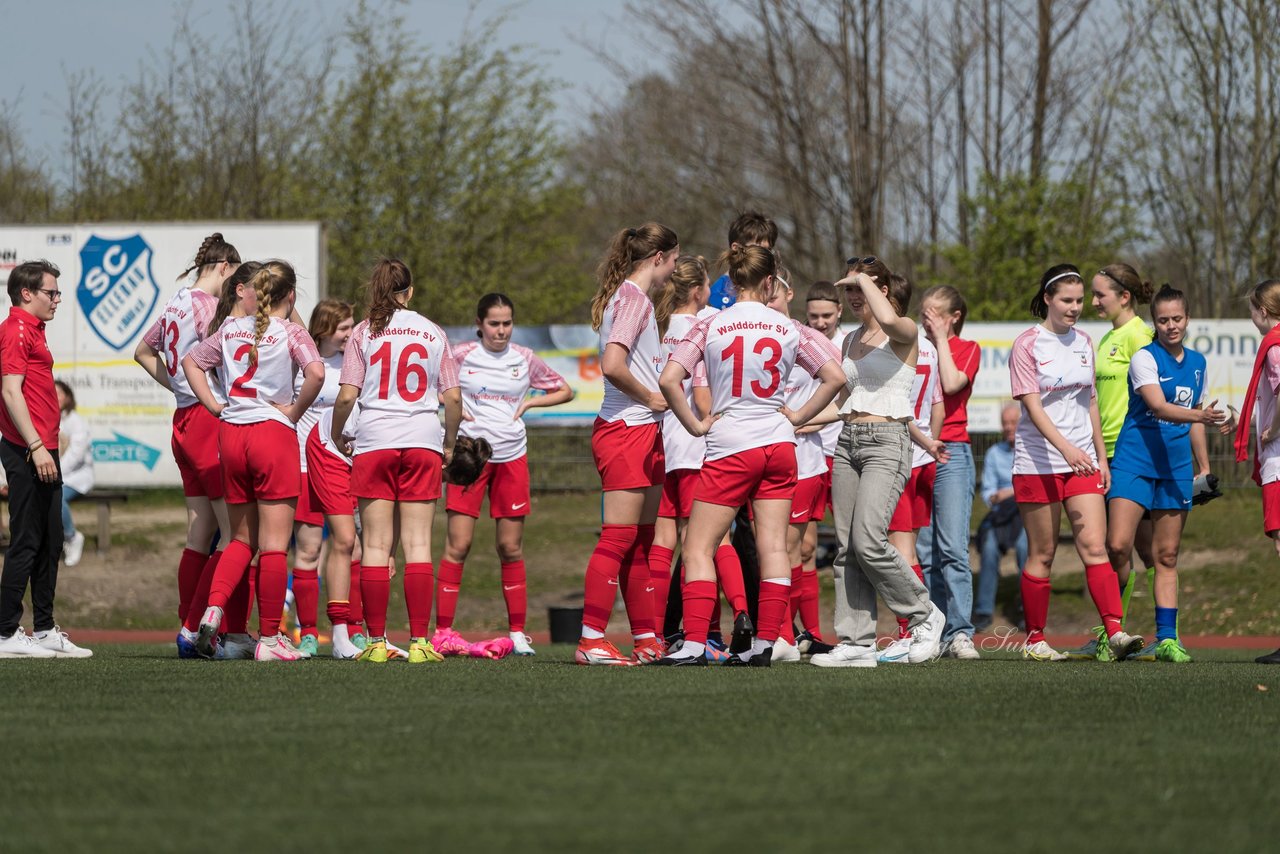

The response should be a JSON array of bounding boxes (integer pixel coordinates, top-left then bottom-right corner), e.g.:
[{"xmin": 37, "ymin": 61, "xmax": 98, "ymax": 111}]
[
  {"xmin": 708, "ymin": 273, "xmax": 736, "ymax": 311},
  {"xmin": 1111, "ymin": 341, "xmax": 1206, "ymax": 480}
]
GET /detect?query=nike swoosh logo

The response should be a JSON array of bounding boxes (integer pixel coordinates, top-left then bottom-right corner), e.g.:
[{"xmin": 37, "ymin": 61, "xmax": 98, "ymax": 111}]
[
  {"xmin": 1159, "ymin": 376, "xmax": 1172, "ymax": 381},
  {"xmin": 791, "ymin": 511, "xmax": 807, "ymax": 518},
  {"xmin": 511, "ymin": 502, "xmax": 527, "ymax": 510},
  {"xmin": 1039, "ymin": 360, "xmax": 1053, "ymax": 366},
  {"xmin": 467, "ymin": 369, "xmax": 479, "ymax": 374},
  {"xmin": 442, "ymin": 586, "xmax": 458, "ymax": 593},
  {"xmin": 644, "ymin": 586, "xmax": 654, "ymax": 593},
  {"xmin": 503, "ymin": 584, "xmax": 521, "ymax": 591},
  {"xmin": 607, "ymin": 579, "xmax": 619, "ymax": 586}
]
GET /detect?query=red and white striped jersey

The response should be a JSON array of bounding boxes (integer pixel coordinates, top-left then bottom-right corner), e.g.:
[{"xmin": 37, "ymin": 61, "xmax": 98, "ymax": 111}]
[
  {"xmin": 661, "ymin": 312, "xmax": 709, "ymax": 472},
  {"xmin": 142, "ymin": 287, "xmax": 219, "ymax": 409},
  {"xmin": 1009, "ymin": 324, "xmax": 1097, "ymax": 475},
  {"xmin": 188, "ymin": 316, "xmax": 321, "ymax": 427},
  {"xmin": 294, "ymin": 352, "xmax": 344, "ymax": 471},
  {"xmin": 597, "ymin": 280, "xmax": 663, "ymax": 426},
  {"xmin": 453, "ymin": 341, "xmax": 567, "ymax": 463}
]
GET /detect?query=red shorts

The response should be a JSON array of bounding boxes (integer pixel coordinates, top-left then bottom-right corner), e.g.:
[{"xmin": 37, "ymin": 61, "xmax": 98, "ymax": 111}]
[
  {"xmin": 351, "ymin": 447, "xmax": 443, "ymax": 502},
  {"xmin": 172, "ymin": 404, "xmax": 223, "ymax": 499},
  {"xmin": 446, "ymin": 456, "xmax": 532, "ymax": 518},
  {"xmin": 695, "ymin": 443, "xmax": 797, "ymax": 507},
  {"xmin": 1013, "ymin": 470, "xmax": 1107, "ymax": 504},
  {"xmin": 889, "ymin": 463, "xmax": 936, "ymax": 532},
  {"xmin": 1264, "ymin": 481, "xmax": 1280, "ymax": 535},
  {"xmin": 305, "ymin": 425, "xmax": 356, "ymax": 517},
  {"xmin": 659, "ymin": 468, "xmax": 700, "ymax": 519},
  {"xmin": 294, "ymin": 471, "xmax": 324, "ymax": 526},
  {"xmin": 219, "ymin": 420, "xmax": 300, "ymax": 505},
  {"xmin": 788, "ymin": 474, "xmax": 826, "ymax": 525},
  {"xmin": 591, "ymin": 418, "xmax": 664, "ymax": 491}
]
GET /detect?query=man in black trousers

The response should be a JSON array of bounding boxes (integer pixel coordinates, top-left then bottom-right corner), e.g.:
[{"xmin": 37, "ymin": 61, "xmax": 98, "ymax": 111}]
[{"xmin": 0, "ymin": 260, "xmax": 90, "ymax": 658}]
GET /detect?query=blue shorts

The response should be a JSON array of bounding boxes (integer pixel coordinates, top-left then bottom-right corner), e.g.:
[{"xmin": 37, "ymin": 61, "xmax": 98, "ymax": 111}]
[{"xmin": 1107, "ymin": 467, "xmax": 1191, "ymax": 511}]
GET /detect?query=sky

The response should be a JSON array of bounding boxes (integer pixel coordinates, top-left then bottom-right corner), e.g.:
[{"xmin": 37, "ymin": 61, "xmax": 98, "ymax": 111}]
[{"xmin": 0, "ymin": 0, "xmax": 648, "ymax": 179}]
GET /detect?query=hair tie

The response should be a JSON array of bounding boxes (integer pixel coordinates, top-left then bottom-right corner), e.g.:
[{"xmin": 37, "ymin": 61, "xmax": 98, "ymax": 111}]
[{"xmin": 626, "ymin": 228, "xmax": 637, "ymax": 238}]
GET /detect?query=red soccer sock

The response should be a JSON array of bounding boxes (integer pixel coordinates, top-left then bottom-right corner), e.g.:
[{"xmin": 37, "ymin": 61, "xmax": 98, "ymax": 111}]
[
  {"xmin": 204, "ymin": 540, "xmax": 254, "ymax": 612},
  {"xmin": 1085, "ymin": 562, "xmax": 1124, "ymax": 637},
  {"xmin": 326, "ymin": 600, "xmax": 350, "ymax": 628},
  {"xmin": 619, "ymin": 524, "xmax": 656, "ymax": 637},
  {"xmin": 292, "ymin": 568, "xmax": 319, "ymax": 638},
  {"xmin": 788, "ymin": 565, "xmax": 804, "ymax": 635},
  {"xmin": 347, "ymin": 561, "xmax": 364, "ymax": 633},
  {"xmin": 800, "ymin": 569, "xmax": 822, "ymax": 639},
  {"xmin": 177, "ymin": 548, "xmax": 207, "ymax": 625},
  {"xmin": 361, "ymin": 564, "xmax": 391, "ymax": 638},
  {"xmin": 501, "ymin": 560, "xmax": 527, "ymax": 632},
  {"xmin": 435, "ymin": 560, "xmax": 464, "ymax": 630},
  {"xmin": 780, "ymin": 599, "xmax": 796, "ymax": 644},
  {"xmin": 582, "ymin": 524, "xmax": 637, "ymax": 632},
  {"xmin": 714, "ymin": 544, "xmax": 748, "ymax": 614},
  {"xmin": 681, "ymin": 579, "xmax": 718, "ymax": 645},
  {"xmin": 224, "ymin": 567, "xmax": 253, "ymax": 634},
  {"xmin": 647, "ymin": 544, "xmax": 676, "ymax": 631},
  {"xmin": 710, "ymin": 590, "xmax": 723, "ymax": 636},
  {"xmin": 1021, "ymin": 573, "xmax": 1052, "ymax": 644},
  {"xmin": 256, "ymin": 551, "xmax": 288, "ymax": 638},
  {"xmin": 757, "ymin": 578, "xmax": 791, "ymax": 644},
  {"xmin": 182, "ymin": 549, "xmax": 224, "ymax": 632},
  {"xmin": 403, "ymin": 562, "xmax": 434, "ymax": 638}
]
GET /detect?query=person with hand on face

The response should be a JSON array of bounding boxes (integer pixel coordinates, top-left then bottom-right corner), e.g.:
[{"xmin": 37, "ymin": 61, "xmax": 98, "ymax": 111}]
[{"xmin": 0, "ymin": 260, "xmax": 91, "ymax": 659}]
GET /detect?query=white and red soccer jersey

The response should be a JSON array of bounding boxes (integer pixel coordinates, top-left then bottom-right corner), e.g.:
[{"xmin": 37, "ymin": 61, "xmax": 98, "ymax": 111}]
[
  {"xmin": 908, "ymin": 332, "xmax": 944, "ymax": 470},
  {"xmin": 1256, "ymin": 347, "xmax": 1280, "ymax": 485},
  {"xmin": 661, "ymin": 312, "xmax": 709, "ymax": 472},
  {"xmin": 142, "ymin": 287, "xmax": 219, "ymax": 409},
  {"xmin": 670, "ymin": 302, "xmax": 834, "ymax": 461},
  {"xmin": 1009, "ymin": 325, "xmax": 1098, "ymax": 475},
  {"xmin": 453, "ymin": 340, "xmax": 567, "ymax": 464},
  {"xmin": 783, "ymin": 326, "xmax": 840, "ymax": 480},
  {"xmin": 820, "ymin": 328, "xmax": 849, "ymax": 457},
  {"xmin": 597, "ymin": 280, "xmax": 663, "ymax": 426},
  {"xmin": 314, "ymin": 404, "xmax": 358, "ymax": 469},
  {"xmin": 294, "ymin": 352, "xmax": 344, "ymax": 471},
  {"xmin": 339, "ymin": 309, "xmax": 459, "ymax": 454},
  {"xmin": 188, "ymin": 316, "xmax": 321, "ymax": 428}
]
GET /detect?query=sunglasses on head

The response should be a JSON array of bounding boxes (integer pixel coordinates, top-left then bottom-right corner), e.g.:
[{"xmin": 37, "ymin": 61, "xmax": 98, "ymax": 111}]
[{"xmin": 845, "ymin": 255, "xmax": 877, "ymax": 267}]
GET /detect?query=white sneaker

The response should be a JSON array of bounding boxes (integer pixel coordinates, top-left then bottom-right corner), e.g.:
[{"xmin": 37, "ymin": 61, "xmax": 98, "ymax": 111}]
[
  {"xmin": 1022, "ymin": 640, "xmax": 1067, "ymax": 662},
  {"xmin": 278, "ymin": 634, "xmax": 311, "ymax": 659},
  {"xmin": 771, "ymin": 637, "xmax": 801, "ymax": 663},
  {"xmin": 907, "ymin": 603, "xmax": 946, "ymax": 664},
  {"xmin": 255, "ymin": 634, "xmax": 304, "ymax": 661},
  {"xmin": 510, "ymin": 632, "xmax": 536, "ymax": 656},
  {"xmin": 63, "ymin": 531, "xmax": 85, "ymax": 567},
  {"xmin": 945, "ymin": 634, "xmax": 980, "ymax": 660},
  {"xmin": 220, "ymin": 632, "xmax": 257, "ymax": 660},
  {"xmin": 0, "ymin": 628, "xmax": 57, "ymax": 659},
  {"xmin": 810, "ymin": 643, "xmax": 878, "ymax": 668},
  {"xmin": 877, "ymin": 636, "xmax": 911, "ymax": 664},
  {"xmin": 331, "ymin": 624, "xmax": 361, "ymax": 660},
  {"xmin": 1108, "ymin": 631, "xmax": 1144, "ymax": 661},
  {"xmin": 195, "ymin": 606, "xmax": 223, "ymax": 659},
  {"xmin": 34, "ymin": 626, "xmax": 92, "ymax": 658}
]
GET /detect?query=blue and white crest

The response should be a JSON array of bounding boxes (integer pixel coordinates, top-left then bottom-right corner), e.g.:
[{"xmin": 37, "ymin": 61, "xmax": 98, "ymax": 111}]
[{"xmin": 77, "ymin": 234, "xmax": 160, "ymax": 350}]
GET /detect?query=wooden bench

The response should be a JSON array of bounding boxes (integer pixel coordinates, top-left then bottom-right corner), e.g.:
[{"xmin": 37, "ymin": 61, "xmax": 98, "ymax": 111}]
[{"xmin": 81, "ymin": 490, "xmax": 130, "ymax": 556}]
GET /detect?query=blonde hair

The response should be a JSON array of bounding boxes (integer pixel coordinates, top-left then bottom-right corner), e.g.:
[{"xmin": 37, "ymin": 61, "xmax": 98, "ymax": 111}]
[
  {"xmin": 1249, "ymin": 279, "xmax": 1280, "ymax": 320},
  {"xmin": 653, "ymin": 255, "xmax": 707, "ymax": 337},
  {"xmin": 590, "ymin": 223, "xmax": 678, "ymax": 331},
  {"xmin": 716, "ymin": 244, "xmax": 777, "ymax": 298},
  {"xmin": 248, "ymin": 261, "xmax": 297, "ymax": 365}
]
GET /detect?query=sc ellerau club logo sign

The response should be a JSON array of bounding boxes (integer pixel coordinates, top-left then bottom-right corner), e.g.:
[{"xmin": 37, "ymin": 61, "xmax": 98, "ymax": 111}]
[{"xmin": 77, "ymin": 234, "xmax": 160, "ymax": 351}]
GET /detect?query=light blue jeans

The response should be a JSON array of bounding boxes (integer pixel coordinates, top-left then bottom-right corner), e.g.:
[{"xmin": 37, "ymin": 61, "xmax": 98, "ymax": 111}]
[
  {"xmin": 975, "ymin": 514, "xmax": 1027, "ymax": 618},
  {"xmin": 61, "ymin": 485, "xmax": 81, "ymax": 541},
  {"xmin": 916, "ymin": 442, "xmax": 975, "ymax": 643}
]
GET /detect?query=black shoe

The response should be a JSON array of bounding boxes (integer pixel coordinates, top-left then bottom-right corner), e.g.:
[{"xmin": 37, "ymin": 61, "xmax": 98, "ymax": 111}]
[
  {"xmin": 729, "ymin": 611, "xmax": 755, "ymax": 655},
  {"xmin": 747, "ymin": 647, "xmax": 773, "ymax": 667},
  {"xmin": 1256, "ymin": 647, "xmax": 1280, "ymax": 664},
  {"xmin": 972, "ymin": 613, "xmax": 994, "ymax": 633},
  {"xmin": 722, "ymin": 652, "xmax": 750, "ymax": 667},
  {"xmin": 653, "ymin": 652, "xmax": 706, "ymax": 666},
  {"xmin": 796, "ymin": 631, "xmax": 834, "ymax": 656}
]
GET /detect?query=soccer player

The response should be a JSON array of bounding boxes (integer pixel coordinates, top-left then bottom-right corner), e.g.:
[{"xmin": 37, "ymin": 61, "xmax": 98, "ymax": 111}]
[
  {"xmin": 916, "ymin": 285, "xmax": 982, "ymax": 659},
  {"xmin": 656, "ymin": 245, "xmax": 843, "ymax": 666},
  {"xmin": 184, "ymin": 260, "xmax": 325, "ymax": 662},
  {"xmin": 706, "ymin": 211, "xmax": 777, "ymax": 312},
  {"xmin": 134, "ymin": 233, "xmax": 240, "ymax": 657},
  {"xmin": 331, "ymin": 258, "xmax": 462, "ymax": 665},
  {"xmin": 1008, "ymin": 263, "xmax": 1143, "ymax": 662},
  {"xmin": 434, "ymin": 293, "xmax": 574, "ymax": 658},
  {"xmin": 1106, "ymin": 285, "xmax": 1226, "ymax": 663}
]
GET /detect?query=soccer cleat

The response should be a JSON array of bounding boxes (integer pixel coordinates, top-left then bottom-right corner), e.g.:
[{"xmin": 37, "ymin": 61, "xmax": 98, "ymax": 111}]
[
  {"xmin": 575, "ymin": 639, "xmax": 631, "ymax": 666},
  {"xmin": 729, "ymin": 611, "xmax": 755, "ymax": 655},
  {"xmin": 1108, "ymin": 631, "xmax": 1144, "ymax": 661},
  {"xmin": 255, "ymin": 634, "xmax": 305, "ymax": 662},
  {"xmin": 1021, "ymin": 640, "xmax": 1067, "ymax": 662},
  {"xmin": 176, "ymin": 631, "xmax": 199, "ymax": 659},
  {"xmin": 33, "ymin": 627, "xmax": 92, "ymax": 658},
  {"xmin": 747, "ymin": 647, "xmax": 773, "ymax": 667},
  {"xmin": 1131, "ymin": 641, "xmax": 1160, "ymax": 662},
  {"xmin": 796, "ymin": 630, "xmax": 834, "ymax": 657},
  {"xmin": 907, "ymin": 603, "xmax": 946, "ymax": 663},
  {"xmin": 653, "ymin": 651, "xmax": 706, "ymax": 666},
  {"xmin": 811, "ymin": 644, "xmax": 878, "ymax": 668},
  {"xmin": 296, "ymin": 635, "xmax": 320, "ymax": 657},
  {"xmin": 63, "ymin": 531, "xmax": 85, "ymax": 567},
  {"xmin": 631, "ymin": 636, "xmax": 666, "ymax": 665},
  {"xmin": 510, "ymin": 632, "xmax": 536, "ymax": 656},
  {"xmin": 384, "ymin": 640, "xmax": 409, "ymax": 661},
  {"xmin": 0, "ymin": 628, "xmax": 57, "ymax": 659},
  {"xmin": 703, "ymin": 637, "xmax": 731, "ymax": 663},
  {"xmin": 771, "ymin": 637, "xmax": 801, "ymax": 663},
  {"xmin": 1254, "ymin": 647, "xmax": 1280, "ymax": 665},
  {"xmin": 877, "ymin": 636, "xmax": 911, "ymax": 664},
  {"xmin": 1063, "ymin": 627, "xmax": 1113, "ymax": 662},
  {"xmin": 408, "ymin": 637, "xmax": 445, "ymax": 664},
  {"xmin": 430, "ymin": 627, "xmax": 471, "ymax": 657},
  {"xmin": 358, "ymin": 639, "xmax": 390, "ymax": 663},
  {"xmin": 279, "ymin": 634, "xmax": 312, "ymax": 659},
  {"xmin": 220, "ymin": 633, "xmax": 257, "ymax": 660},
  {"xmin": 1154, "ymin": 638, "xmax": 1192, "ymax": 663},
  {"xmin": 944, "ymin": 634, "xmax": 980, "ymax": 660},
  {"xmin": 195, "ymin": 605, "xmax": 224, "ymax": 659},
  {"xmin": 349, "ymin": 631, "xmax": 368, "ymax": 651}
]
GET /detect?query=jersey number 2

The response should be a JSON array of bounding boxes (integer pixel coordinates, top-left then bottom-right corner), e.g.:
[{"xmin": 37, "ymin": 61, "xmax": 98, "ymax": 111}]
[{"xmin": 229, "ymin": 343, "xmax": 258, "ymax": 398}]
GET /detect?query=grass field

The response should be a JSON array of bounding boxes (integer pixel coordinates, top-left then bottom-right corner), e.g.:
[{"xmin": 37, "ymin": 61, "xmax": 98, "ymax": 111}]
[{"xmin": 4, "ymin": 645, "xmax": 1280, "ymax": 853}]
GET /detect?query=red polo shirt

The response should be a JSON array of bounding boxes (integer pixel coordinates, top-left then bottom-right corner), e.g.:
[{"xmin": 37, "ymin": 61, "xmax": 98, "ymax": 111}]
[{"xmin": 0, "ymin": 306, "xmax": 60, "ymax": 450}]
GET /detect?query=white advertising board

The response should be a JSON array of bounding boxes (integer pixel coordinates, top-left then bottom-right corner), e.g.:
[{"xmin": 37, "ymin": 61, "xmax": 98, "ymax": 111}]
[{"xmin": 0, "ymin": 223, "xmax": 324, "ymax": 487}]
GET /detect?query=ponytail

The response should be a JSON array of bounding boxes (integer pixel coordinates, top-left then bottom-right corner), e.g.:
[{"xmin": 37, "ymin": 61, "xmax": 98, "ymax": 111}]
[
  {"xmin": 179, "ymin": 232, "xmax": 240, "ymax": 281},
  {"xmin": 716, "ymin": 244, "xmax": 777, "ymax": 299},
  {"xmin": 1031, "ymin": 263, "xmax": 1082, "ymax": 319},
  {"xmin": 653, "ymin": 255, "xmax": 707, "ymax": 337},
  {"xmin": 247, "ymin": 261, "xmax": 297, "ymax": 365},
  {"xmin": 365, "ymin": 258, "xmax": 413, "ymax": 335},
  {"xmin": 590, "ymin": 223, "xmax": 678, "ymax": 331},
  {"xmin": 208, "ymin": 261, "xmax": 262, "ymax": 337}
]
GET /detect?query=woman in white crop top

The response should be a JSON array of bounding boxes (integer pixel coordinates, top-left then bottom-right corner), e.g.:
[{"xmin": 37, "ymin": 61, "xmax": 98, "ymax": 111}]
[{"xmin": 810, "ymin": 257, "xmax": 945, "ymax": 668}]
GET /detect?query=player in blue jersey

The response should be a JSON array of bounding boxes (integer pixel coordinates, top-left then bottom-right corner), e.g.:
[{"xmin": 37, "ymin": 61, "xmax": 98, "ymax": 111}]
[
  {"xmin": 707, "ymin": 211, "xmax": 777, "ymax": 311},
  {"xmin": 1104, "ymin": 285, "xmax": 1228, "ymax": 662}
]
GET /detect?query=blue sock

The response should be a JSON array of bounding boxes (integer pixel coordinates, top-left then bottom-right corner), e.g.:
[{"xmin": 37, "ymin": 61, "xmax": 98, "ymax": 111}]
[{"xmin": 1155, "ymin": 607, "xmax": 1178, "ymax": 642}]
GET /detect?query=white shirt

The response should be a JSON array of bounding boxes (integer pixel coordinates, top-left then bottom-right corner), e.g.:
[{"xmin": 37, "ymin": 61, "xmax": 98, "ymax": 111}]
[
  {"xmin": 141, "ymin": 287, "xmax": 219, "ymax": 409},
  {"xmin": 783, "ymin": 328, "xmax": 840, "ymax": 479},
  {"xmin": 597, "ymin": 280, "xmax": 663, "ymax": 426},
  {"xmin": 188, "ymin": 316, "xmax": 321, "ymax": 428},
  {"xmin": 909, "ymin": 333, "xmax": 944, "ymax": 470},
  {"xmin": 661, "ymin": 313, "xmax": 709, "ymax": 472},
  {"xmin": 453, "ymin": 340, "xmax": 567, "ymax": 464},
  {"xmin": 339, "ymin": 309, "xmax": 459, "ymax": 454},
  {"xmin": 1009, "ymin": 324, "xmax": 1098, "ymax": 475},
  {"xmin": 59, "ymin": 409, "xmax": 94, "ymax": 494},
  {"xmin": 820, "ymin": 328, "xmax": 848, "ymax": 457},
  {"xmin": 311, "ymin": 404, "xmax": 357, "ymax": 471},
  {"xmin": 294, "ymin": 352, "xmax": 344, "ymax": 471},
  {"xmin": 669, "ymin": 302, "xmax": 834, "ymax": 461}
]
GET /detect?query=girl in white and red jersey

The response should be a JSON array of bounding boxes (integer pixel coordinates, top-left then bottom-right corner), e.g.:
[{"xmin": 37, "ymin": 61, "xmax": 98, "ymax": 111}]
[
  {"xmin": 330, "ymin": 258, "xmax": 462, "ymax": 665},
  {"xmin": 134, "ymin": 233, "xmax": 240, "ymax": 657},
  {"xmin": 1009, "ymin": 263, "xmax": 1142, "ymax": 662},
  {"xmin": 433, "ymin": 293, "xmax": 574, "ymax": 658},
  {"xmin": 576, "ymin": 223, "xmax": 679, "ymax": 666},
  {"xmin": 289, "ymin": 299, "xmax": 355, "ymax": 657},
  {"xmin": 657, "ymin": 246, "xmax": 844, "ymax": 666},
  {"xmin": 183, "ymin": 260, "xmax": 325, "ymax": 662}
]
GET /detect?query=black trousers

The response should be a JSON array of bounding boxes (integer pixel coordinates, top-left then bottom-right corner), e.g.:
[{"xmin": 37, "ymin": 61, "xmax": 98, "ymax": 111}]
[{"xmin": 0, "ymin": 440, "xmax": 62, "ymax": 635}]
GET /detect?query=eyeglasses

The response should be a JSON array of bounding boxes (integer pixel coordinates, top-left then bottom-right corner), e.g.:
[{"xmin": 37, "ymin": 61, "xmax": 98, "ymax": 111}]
[
  {"xmin": 845, "ymin": 255, "xmax": 877, "ymax": 267},
  {"xmin": 35, "ymin": 288, "xmax": 62, "ymax": 301}
]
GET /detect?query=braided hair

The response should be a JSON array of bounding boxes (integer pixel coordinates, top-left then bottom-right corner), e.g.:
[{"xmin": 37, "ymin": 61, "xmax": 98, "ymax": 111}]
[
  {"xmin": 247, "ymin": 260, "xmax": 297, "ymax": 365},
  {"xmin": 179, "ymin": 232, "xmax": 241, "ymax": 281}
]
